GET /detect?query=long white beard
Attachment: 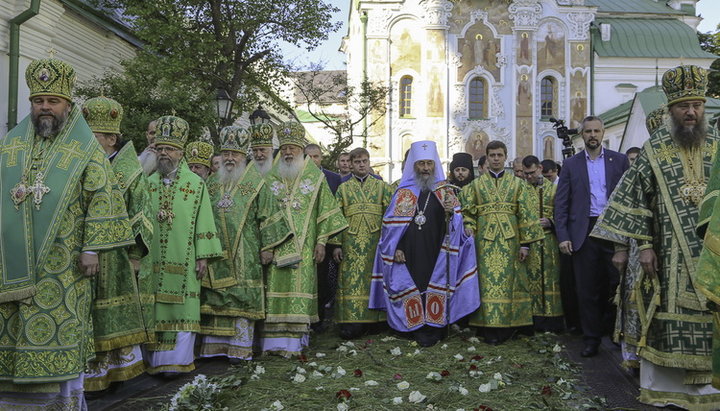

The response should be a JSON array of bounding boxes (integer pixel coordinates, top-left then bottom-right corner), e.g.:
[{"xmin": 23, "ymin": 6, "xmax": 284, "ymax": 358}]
[
  {"xmin": 278, "ymin": 156, "xmax": 304, "ymax": 181},
  {"xmin": 218, "ymin": 162, "xmax": 246, "ymax": 186},
  {"xmin": 139, "ymin": 150, "xmax": 157, "ymax": 175},
  {"xmin": 415, "ymin": 172, "xmax": 435, "ymax": 192},
  {"xmin": 254, "ymin": 159, "xmax": 272, "ymax": 176}
]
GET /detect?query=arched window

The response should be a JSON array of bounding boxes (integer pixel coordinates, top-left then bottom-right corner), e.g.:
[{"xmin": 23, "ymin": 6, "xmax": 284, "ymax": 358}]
[
  {"xmin": 468, "ymin": 77, "xmax": 487, "ymax": 119},
  {"xmin": 399, "ymin": 76, "xmax": 413, "ymax": 117},
  {"xmin": 540, "ymin": 77, "xmax": 557, "ymax": 119}
]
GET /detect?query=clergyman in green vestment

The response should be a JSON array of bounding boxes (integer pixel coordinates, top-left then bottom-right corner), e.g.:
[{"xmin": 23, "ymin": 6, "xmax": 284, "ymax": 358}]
[
  {"xmin": 143, "ymin": 115, "xmax": 223, "ymax": 375},
  {"xmin": 330, "ymin": 147, "xmax": 392, "ymax": 339},
  {"xmin": 199, "ymin": 126, "xmax": 291, "ymax": 361},
  {"xmin": 460, "ymin": 141, "xmax": 544, "ymax": 345},
  {"xmin": 521, "ymin": 155, "xmax": 563, "ymax": 332},
  {"xmin": 0, "ymin": 58, "xmax": 134, "ymax": 409},
  {"xmin": 80, "ymin": 96, "xmax": 154, "ymax": 392},
  {"xmin": 594, "ymin": 65, "xmax": 720, "ymax": 409},
  {"xmin": 261, "ymin": 121, "xmax": 347, "ymax": 356}
]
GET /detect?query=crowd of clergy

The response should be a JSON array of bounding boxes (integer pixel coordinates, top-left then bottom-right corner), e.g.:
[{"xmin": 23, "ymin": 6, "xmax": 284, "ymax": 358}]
[{"xmin": 3, "ymin": 57, "xmax": 720, "ymax": 410}]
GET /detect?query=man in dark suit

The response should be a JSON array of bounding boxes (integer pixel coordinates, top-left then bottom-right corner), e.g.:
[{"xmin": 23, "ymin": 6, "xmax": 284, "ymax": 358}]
[
  {"xmin": 304, "ymin": 143, "xmax": 341, "ymax": 330},
  {"xmin": 555, "ymin": 115, "xmax": 629, "ymax": 357}
]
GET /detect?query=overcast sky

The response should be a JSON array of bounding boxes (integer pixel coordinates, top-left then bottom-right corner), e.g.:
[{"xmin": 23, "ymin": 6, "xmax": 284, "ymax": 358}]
[{"xmin": 281, "ymin": 0, "xmax": 720, "ymax": 71}]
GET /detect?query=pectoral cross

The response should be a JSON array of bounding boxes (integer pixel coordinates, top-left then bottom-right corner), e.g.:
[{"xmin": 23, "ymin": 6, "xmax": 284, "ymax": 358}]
[{"xmin": 29, "ymin": 172, "xmax": 50, "ymax": 210}]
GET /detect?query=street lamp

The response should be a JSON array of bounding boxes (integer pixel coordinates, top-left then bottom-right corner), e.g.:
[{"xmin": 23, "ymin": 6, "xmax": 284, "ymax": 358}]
[
  {"xmin": 215, "ymin": 88, "xmax": 234, "ymax": 122},
  {"xmin": 249, "ymin": 104, "xmax": 271, "ymax": 125}
]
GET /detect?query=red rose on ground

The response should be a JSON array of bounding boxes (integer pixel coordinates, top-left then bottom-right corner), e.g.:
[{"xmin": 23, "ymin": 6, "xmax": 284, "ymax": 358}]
[
  {"xmin": 297, "ymin": 354, "xmax": 308, "ymax": 363},
  {"xmin": 440, "ymin": 370, "xmax": 450, "ymax": 377},
  {"xmin": 393, "ymin": 373, "xmax": 403, "ymax": 380},
  {"xmin": 336, "ymin": 389, "xmax": 352, "ymax": 401},
  {"xmin": 353, "ymin": 369, "xmax": 363, "ymax": 377},
  {"xmin": 541, "ymin": 386, "xmax": 553, "ymax": 396},
  {"xmin": 471, "ymin": 355, "xmax": 485, "ymax": 361},
  {"xmin": 469, "ymin": 364, "xmax": 478, "ymax": 371}
]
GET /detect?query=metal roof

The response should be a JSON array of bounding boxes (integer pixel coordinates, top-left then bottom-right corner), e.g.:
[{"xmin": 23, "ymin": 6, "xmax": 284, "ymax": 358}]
[
  {"xmin": 593, "ymin": 18, "xmax": 716, "ymax": 59},
  {"xmin": 586, "ymin": 0, "xmax": 684, "ymax": 15},
  {"xmin": 599, "ymin": 99, "xmax": 632, "ymax": 128}
]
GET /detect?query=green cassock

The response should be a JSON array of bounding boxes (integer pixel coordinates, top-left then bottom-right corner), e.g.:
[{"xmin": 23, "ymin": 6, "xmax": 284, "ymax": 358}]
[
  {"xmin": 0, "ymin": 107, "xmax": 134, "ymax": 391},
  {"xmin": 526, "ymin": 178, "xmax": 563, "ymax": 318},
  {"xmin": 200, "ymin": 164, "xmax": 292, "ymax": 339},
  {"xmin": 263, "ymin": 158, "xmax": 347, "ymax": 344},
  {"xmin": 695, "ymin": 127, "xmax": 720, "ymax": 390},
  {"xmin": 144, "ymin": 161, "xmax": 223, "ymax": 353},
  {"xmin": 594, "ymin": 124, "xmax": 720, "ymax": 407},
  {"xmin": 330, "ymin": 176, "xmax": 393, "ymax": 323},
  {"xmin": 460, "ymin": 172, "xmax": 544, "ymax": 328},
  {"xmin": 85, "ymin": 141, "xmax": 154, "ymax": 391}
]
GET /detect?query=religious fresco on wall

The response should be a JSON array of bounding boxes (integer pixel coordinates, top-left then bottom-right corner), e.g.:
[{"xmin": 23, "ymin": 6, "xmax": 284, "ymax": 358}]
[
  {"xmin": 516, "ymin": 117, "xmax": 533, "ymax": 157},
  {"xmin": 516, "ymin": 73, "xmax": 532, "ymax": 117},
  {"xmin": 426, "ymin": 30, "xmax": 445, "ymax": 63},
  {"xmin": 537, "ymin": 21, "xmax": 565, "ymax": 73},
  {"xmin": 517, "ymin": 32, "xmax": 532, "ymax": 66},
  {"xmin": 570, "ymin": 42, "xmax": 590, "ymax": 68},
  {"xmin": 369, "ymin": 39, "xmax": 386, "ymax": 77},
  {"xmin": 391, "ymin": 23, "xmax": 422, "ymax": 74},
  {"xmin": 543, "ymin": 136, "xmax": 556, "ymax": 160},
  {"xmin": 427, "ymin": 67, "xmax": 445, "ymax": 117},
  {"xmin": 449, "ymin": 1, "xmax": 511, "ymax": 35},
  {"xmin": 570, "ymin": 71, "xmax": 588, "ymax": 128},
  {"xmin": 465, "ymin": 131, "xmax": 490, "ymax": 161},
  {"xmin": 457, "ymin": 22, "xmax": 501, "ymax": 81}
]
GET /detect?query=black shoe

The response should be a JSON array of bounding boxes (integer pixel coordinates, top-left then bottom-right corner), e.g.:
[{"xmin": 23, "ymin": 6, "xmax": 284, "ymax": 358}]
[
  {"xmin": 484, "ymin": 337, "xmax": 500, "ymax": 345},
  {"xmin": 580, "ymin": 344, "xmax": 599, "ymax": 357}
]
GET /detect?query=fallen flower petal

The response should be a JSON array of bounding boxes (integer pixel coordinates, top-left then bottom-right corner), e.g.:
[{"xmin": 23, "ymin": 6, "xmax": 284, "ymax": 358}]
[
  {"xmin": 297, "ymin": 354, "xmax": 308, "ymax": 362},
  {"xmin": 365, "ymin": 380, "xmax": 379, "ymax": 386},
  {"xmin": 270, "ymin": 400, "xmax": 284, "ymax": 410},
  {"xmin": 390, "ymin": 347, "xmax": 402, "ymax": 356},
  {"xmin": 292, "ymin": 373, "xmax": 306, "ymax": 383},
  {"xmin": 337, "ymin": 403, "xmax": 349, "ymax": 411},
  {"xmin": 441, "ymin": 370, "xmax": 450, "ymax": 377},
  {"xmin": 393, "ymin": 373, "xmax": 403, "ymax": 380},
  {"xmin": 471, "ymin": 355, "xmax": 485, "ymax": 361},
  {"xmin": 459, "ymin": 386, "xmax": 469, "ymax": 396},
  {"xmin": 336, "ymin": 389, "xmax": 352, "ymax": 401},
  {"xmin": 353, "ymin": 369, "xmax": 363, "ymax": 377},
  {"xmin": 454, "ymin": 354, "xmax": 464, "ymax": 361},
  {"xmin": 392, "ymin": 397, "xmax": 403, "ymax": 405},
  {"xmin": 469, "ymin": 365, "xmax": 478, "ymax": 371},
  {"xmin": 541, "ymin": 385, "xmax": 553, "ymax": 396},
  {"xmin": 478, "ymin": 383, "xmax": 492, "ymax": 393},
  {"xmin": 397, "ymin": 381, "xmax": 410, "ymax": 390},
  {"xmin": 408, "ymin": 390, "xmax": 427, "ymax": 403},
  {"xmin": 316, "ymin": 353, "xmax": 326, "ymax": 358}
]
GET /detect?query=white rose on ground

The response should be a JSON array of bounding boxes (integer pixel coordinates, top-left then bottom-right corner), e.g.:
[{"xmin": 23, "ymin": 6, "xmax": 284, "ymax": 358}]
[
  {"xmin": 397, "ymin": 381, "xmax": 410, "ymax": 390},
  {"xmin": 390, "ymin": 347, "xmax": 402, "ymax": 356},
  {"xmin": 337, "ymin": 402, "xmax": 349, "ymax": 411},
  {"xmin": 458, "ymin": 387, "xmax": 469, "ymax": 396},
  {"xmin": 271, "ymin": 400, "xmax": 284, "ymax": 410},
  {"xmin": 453, "ymin": 354, "xmax": 464, "ymax": 360},
  {"xmin": 392, "ymin": 397, "xmax": 403, "ymax": 405},
  {"xmin": 478, "ymin": 383, "xmax": 492, "ymax": 393},
  {"xmin": 292, "ymin": 373, "xmax": 306, "ymax": 383},
  {"xmin": 408, "ymin": 390, "xmax": 426, "ymax": 403}
]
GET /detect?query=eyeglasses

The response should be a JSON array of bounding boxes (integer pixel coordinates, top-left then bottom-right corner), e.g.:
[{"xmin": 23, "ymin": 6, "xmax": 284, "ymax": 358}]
[{"xmin": 156, "ymin": 146, "xmax": 179, "ymax": 153}]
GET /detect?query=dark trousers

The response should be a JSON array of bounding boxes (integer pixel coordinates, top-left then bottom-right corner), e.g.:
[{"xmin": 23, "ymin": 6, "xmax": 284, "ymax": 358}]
[
  {"xmin": 572, "ymin": 218, "xmax": 620, "ymax": 346},
  {"xmin": 316, "ymin": 245, "xmax": 338, "ymax": 323},
  {"xmin": 559, "ymin": 253, "xmax": 581, "ymax": 330}
]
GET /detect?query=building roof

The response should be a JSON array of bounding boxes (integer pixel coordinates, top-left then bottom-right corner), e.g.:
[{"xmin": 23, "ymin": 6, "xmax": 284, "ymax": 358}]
[
  {"xmin": 598, "ymin": 99, "xmax": 632, "ymax": 128},
  {"xmin": 586, "ymin": 0, "xmax": 685, "ymax": 15},
  {"xmin": 60, "ymin": 0, "xmax": 141, "ymax": 47},
  {"xmin": 593, "ymin": 18, "xmax": 716, "ymax": 59},
  {"xmin": 295, "ymin": 109, "xmax": 340, "ymax": 123}
]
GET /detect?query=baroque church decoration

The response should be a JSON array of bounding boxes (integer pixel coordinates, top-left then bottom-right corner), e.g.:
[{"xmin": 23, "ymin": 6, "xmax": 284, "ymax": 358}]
[
  {"xmin": 508, "ymin": 0, "xmax": 543, "ymax": 30},
  {"xmin": 367, "ymin": 9, "xmax": 395, "ymax": 36},
  {"xmin": 566, "ymin": 12, "xmax": 594, "ymax": 41},
  {"xmin": 419, "ymin": 0, "xmax": 453, "ymax": 28},
  {"xmin": 457, "ymin": 12, "xmax": 503, "ymax": 82}
]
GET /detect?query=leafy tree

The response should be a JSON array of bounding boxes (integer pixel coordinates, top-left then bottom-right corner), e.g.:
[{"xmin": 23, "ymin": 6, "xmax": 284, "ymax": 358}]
[
  {"xmin": 293, "ymin": 67, "xmax": 389, "ymax": 169},
  {"xmin": 698, "ymin": 27, "xmax": 720, "ymax": 98},
  {"xmin": 82, "ymin": 0, "xmax": 341, "ymax": 146}
]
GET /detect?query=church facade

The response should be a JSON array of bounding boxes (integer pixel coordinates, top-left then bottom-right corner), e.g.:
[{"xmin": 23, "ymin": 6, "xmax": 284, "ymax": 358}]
[{"xmin": 343, "ymin": 0, "xmax": 715, "ymax": 180}]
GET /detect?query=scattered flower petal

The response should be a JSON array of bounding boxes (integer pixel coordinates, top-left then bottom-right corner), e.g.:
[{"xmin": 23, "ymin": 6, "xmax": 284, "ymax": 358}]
[
  {"xmin": 408, "ymin": 390, "xmax": 426, "ymax": 403},
  {"xmin": 337, "ymin": 403, "xmax": 349, "ymax": 411},
  {"xmin": 365, "ymin": 380, "xmax": 379, "ymax": 386},
  {"xmin": 441, "ymin": 344, "xmax": 449, "ymax": 350},
  {"xmin": 392, "ymin": 397, "xmax": 403, "ymax": 405},
  {"xmin": 552, "ymin": 344, "xmax": 562, "ymax": 353},
  {"xmin": 467, "ymin": 346, "xmax": 476, "ymax": 352},
  {"xmin": 353, "ymin": 369, "xmax": 363, "ymax": 377},
  {"xmin": 336, "ymin": 389, "xmax": 352, "ymax": 401},
  {"xmin": 297, "ymin": 354, "xmax": 308, "ymax": 362},
  {"xmin": 441, "ymin": 370, "xmax": 450, "ymax": 377},
  {"xmin": 270, "ymin": 400, "xmax": 284, "ymax": 410},
  {"xmin": 426, "ymin": 372, "xmax": 442, "ymax": 381},
  {"xmin": 292, "ymin": 373, "xmax": 306, "ymax": 383},
  {"xmin": 541, "ymin": 385, "xmax": 553, "ymax": 396},
  {"xmin": 296, "ymin": 367, "xmax": 306, "ymax": 374},
  {"xmin": 454, "ymin": 354, "xmax": 464, "ymax": 361},
  {"xmin": 390, "ymin": 347, "xmax": 402, "ymax": 356},
  {"xmin": 397, "ymin": 381, "xmax": 410, "ymax": 390},
  {"xmin": 493, "ymin": 372, "xmax": 502, "ymax": 381},
  {"xmin": 458, "ymin": 386, "xmax": 469, "ymax": 396},
  {"xmin": 468, "ymin": 337, "xmax": 480, "ymax": 343},
  {"xmin": 312, "ymin": 370, "xmax": 324, "ymax": 378},
  {"xmin": 478, "ymin": 383, "xmax": 492, "ymax": 393},
  {"xmin": 316, "ymin": 353, "xmax": 326, "ymax": 358},
  {"xmin": 393, "ymin": 373, "xmax": 403, "ymax": 380}
]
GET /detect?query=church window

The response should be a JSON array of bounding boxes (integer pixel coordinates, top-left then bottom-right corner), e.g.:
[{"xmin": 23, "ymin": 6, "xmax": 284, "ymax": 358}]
[
  {"xmin": 400, "ymin": 76, "xmax": 413, "ymax": 117},
  {"xmin": 540, "ymin": 77, "xmax": 557, "ymax": 119},
  {"xmin": 468, "ymin": 77, "xmax": 487, "ymax": 119}
]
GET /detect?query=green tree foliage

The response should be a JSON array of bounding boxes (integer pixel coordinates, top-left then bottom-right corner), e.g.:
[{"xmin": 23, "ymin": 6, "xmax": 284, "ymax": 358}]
[
  {"xmin": 293, "ymin": 67, "xmax": 389, "ymax": 169},
  {"xmin": 698, "ymin": 27, "xmax": 720, "ymax": 98},
  {"xmin": 80, "ymin": 0, "xmax": 340, "ymax": 148}
]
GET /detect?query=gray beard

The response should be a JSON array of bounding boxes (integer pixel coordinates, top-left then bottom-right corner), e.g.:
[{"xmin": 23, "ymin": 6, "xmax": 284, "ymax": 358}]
[
  {"xmin": 254, "ymin": 159, "xmax": 272, "ymax": 176},
  {"xmin": 278, "ymin": 156, "xmax": 304, "ymax": 181},
  {"xmin": 32, "ymin": 107, "xmax": 69, "ymax": 139},
  {"xmin": 670, "ymin": 114, "xmax": 707, "ymax": 149},
  {"xmin": 157, "ymin": 157, "xmax": 177, "ymax": 177},
  {"xmin": 415, "ymin": 172, "xmax": 435, "ymax": 192},
  {"xmin": 139, "ymin": 150, "xmax": 157, "ymax": 175},
  {"xmin": 218, "ymin": 162, "xmax": 246, "ymax": 186}
]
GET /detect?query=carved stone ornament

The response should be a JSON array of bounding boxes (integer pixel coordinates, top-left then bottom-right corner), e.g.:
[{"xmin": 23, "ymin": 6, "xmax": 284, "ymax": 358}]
[
  {"xmin": 419, "ymin": 0, "xmax": 454, "ymax": 28},
  {"xmin": 566, "ymin": 12, "xmax": 595, "ymax": 41},
  {"xmin": 367, "ymin": 8, "xmax": 394, "ymax": 36},
  {"xmin": 491, "ymin": 85, "xmax": 505, "ymax": 119},
  {"xmin": 508, "ymin": 0, "xmax": 543, "ymax": 30}
]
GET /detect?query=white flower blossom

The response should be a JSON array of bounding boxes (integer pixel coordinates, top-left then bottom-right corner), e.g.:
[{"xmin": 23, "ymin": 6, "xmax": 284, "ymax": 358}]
[
  {"xmin": 552, "ymin": 344, "xmax": 562, "ymax": 353},
  {"xmin": 458, "ymin": 386, "xmax": 469, "ymax": 396},
  {"xmin": 493, "ymin": 372, "xmax": 502, "ymax": 380},
  {"xmin": 390, "ymin": 347, "xmax": 402, "ymax": 356},
  {"xmin": 397, "ymin": 381, "xmax": 410, "ymax": 390},
  {"xmin": 270, "ymin": 400, "xmax": 284, "ymax": 410},
  {"xmin": 315, "ymin": 386, "xmax": 324, "ymax": 391},
  {"xmin": 426, "ymin": 372, "xmax": 442, "ymax": 381},
  {"xmin": 296, "ymin": 367, "xmax": 307, "ymax": 374},
  {"xmin": 250, "ymin": 374, "xmax": 260, "ymax": 381},
  {"xmin": 392, "ymin": 397, "xmax": 403, "ymax": 405},
  {"xmin": 337, "ymin": 402, "xmax": 349, "ymax": 411},
  {"xmin": 337, "ymin": 345, "xmax": 349, "ymax": 353},
  {"xmin": 308, "ymin": 362, "xmax": 318, "ymax": 368},
  {"xmin": 478, "ymin": 383, "xmax": 492, "ymax": 393},
  {"xmin": 349, "ymin": 387, "xmax": 360, "ymax": 391},
  {"xmin": 292, "ymin": 373, "xmax": 306, "ymax": 383},
  {"xmin": 467, "ymin": 346, "xmax": 476, "ymax": 352},
  {"xmin": 408, "ymin": 390, "xmax": 426, "ymax": 403},
  {"xmin": 440, "ymin": 344, "xmax": 448, "ymax": 350},
  {"xmin": 453, "ymin": 354, "xmax": 464, "ymax": 361},
  {"xmin": 365, "ymin": 380, "xmax": 379, "ymax": 386},
  {"xmin": 412, "ymin": 349, "xmax": 421, "ymax": 356},
  {"xmin": 316, "ymin": 353, "xmax": 326, "ymax": 358},
  {"xmin": 468, "ymin": 336, "xmax": 480, "ymax": 343},
  {"xmin": 348, "ymin": 349, "xmax": 358, "ymax": 356},
  {"xmin": 312, "ymin": 370, "xmax": 324, "ymax": 378}
]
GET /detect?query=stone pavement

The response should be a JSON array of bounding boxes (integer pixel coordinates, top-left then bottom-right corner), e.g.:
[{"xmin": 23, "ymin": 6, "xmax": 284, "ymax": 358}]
[{"xmin": 87, "ymin": 333, "xmax": 659, "ymax": 410}]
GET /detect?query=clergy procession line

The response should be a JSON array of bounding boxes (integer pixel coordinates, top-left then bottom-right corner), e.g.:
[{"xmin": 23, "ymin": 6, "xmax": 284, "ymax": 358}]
[{"xmin": 2, "ymin": 57, "xmax": 720, "ymax": 410}]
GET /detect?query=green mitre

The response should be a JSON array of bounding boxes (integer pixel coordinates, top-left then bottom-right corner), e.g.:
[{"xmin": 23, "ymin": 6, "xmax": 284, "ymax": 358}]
[
  {"xmin": 25, "ymin": 58, "xmax": 76, "ymax": 101},
  {"xmin": 277, "ymin": 121, "xmax": 306, "ymax": 148},
  {"xmin": 82, "ymin": 96, "xmax": 123, "ymax": 135},
  {"xmin": 220, "ymin": 126, "xmax": 249, "ymax": 153},
  {"xmin": 249, "ymin": 123, "xmax": 274, "ymax": 148},
  {"xmin": 662, "ymin": 65, "xmax": 708, "ymax": 106},
  {"xmin": 185, "ymin": 140, "xmax": 214, "ymax": 168},
  {"xmin": 155, "ymin": 115, "xmax": 189, "ymax": 149}
]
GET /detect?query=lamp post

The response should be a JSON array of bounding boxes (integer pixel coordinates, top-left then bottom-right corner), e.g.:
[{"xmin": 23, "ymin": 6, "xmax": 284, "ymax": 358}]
[
  {"xmin": 249, "ymin": 104, "xmax": 271, "ymax": 125},
  {"xmin": 215, "ymin": 88, "xmax": 234, "ymax": 125}
]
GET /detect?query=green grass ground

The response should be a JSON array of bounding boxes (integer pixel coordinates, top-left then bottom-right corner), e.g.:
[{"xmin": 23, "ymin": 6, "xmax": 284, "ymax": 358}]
[{"xmin": 162, "ymin": 327, "xmax": 607, "ymax": 410}]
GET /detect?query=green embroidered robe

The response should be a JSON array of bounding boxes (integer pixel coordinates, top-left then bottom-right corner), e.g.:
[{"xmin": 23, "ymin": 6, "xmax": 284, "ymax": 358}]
[
  {"xmin": 145, "ymin": 161, "xmax": 223, "ymax": 350},
  {"xmin": 695, "ymin": 127, "xmax": 720, "ymax": 389},
  {"xmin": 200, "ymin": 165, "xmax": 292, "ymax": 336},
  {"xmin": 526, "ymin": 178, "xmax": 563, "ymax": 318},
  {"xmin": 330, "ymin": 176, "xmax": 392, "ymax": 323},
  {"xmin": 460, "ymin": 172, "xmax": 544, "ymax": 328},
  {"xmin": 0, "ymin": 108, "xmax": 134, "ymax": 387},
  {"xmin": 594, "ymin": 125, "xmax": 720, "ymax": 383},
  {"xmin": 264, "ymin": 158, "xmax": 347, "ymax": 335}
]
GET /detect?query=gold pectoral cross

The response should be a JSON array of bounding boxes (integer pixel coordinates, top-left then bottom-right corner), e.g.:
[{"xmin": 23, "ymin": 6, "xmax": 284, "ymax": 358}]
[{"xmin": 28, "ymin": 172, "xmax": 51, "ymax": 210}]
